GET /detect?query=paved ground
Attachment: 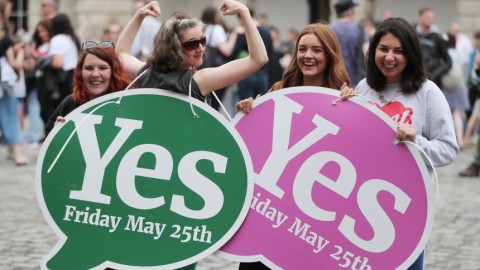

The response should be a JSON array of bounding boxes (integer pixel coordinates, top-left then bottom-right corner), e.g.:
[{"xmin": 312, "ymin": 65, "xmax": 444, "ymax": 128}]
[{"xmin": 0, "ymin": 144, "xmax": 479, "ymax": 270}]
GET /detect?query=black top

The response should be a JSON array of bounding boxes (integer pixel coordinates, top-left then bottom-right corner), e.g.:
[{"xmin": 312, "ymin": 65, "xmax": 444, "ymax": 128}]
[
  {"xmin": 135, "ymin": 66, "xmax": 211, "ymax": 104},
  {"xmin": 45, "ymin": 95, "xmax": 81, "ymax": 136}
]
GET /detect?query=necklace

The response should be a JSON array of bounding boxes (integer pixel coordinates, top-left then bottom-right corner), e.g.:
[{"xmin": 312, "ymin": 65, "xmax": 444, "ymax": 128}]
[{"xmin": 379, "ymin": 90, "xmax": 400, "ymax": 105}]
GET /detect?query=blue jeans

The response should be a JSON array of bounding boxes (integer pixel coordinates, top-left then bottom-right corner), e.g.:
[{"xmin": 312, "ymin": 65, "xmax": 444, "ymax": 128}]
[
  {"xmin": 407, "ymin": 251, "xmax": 424, "ymax": 270},
  {"xmin": 237, "ymin": 71, "xmax": 269, "ymax": 100},
  {"xmin": 0, "ymin": 91, "xmax": 22, "ymax": 145},
  {"xmin": 24, "ymin": 89, "xmax": 43, "ymax": 142}
]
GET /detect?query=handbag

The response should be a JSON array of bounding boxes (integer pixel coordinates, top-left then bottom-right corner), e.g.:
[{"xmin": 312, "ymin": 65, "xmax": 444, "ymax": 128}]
[
  {"xmin": 441, "ymin": 63, "xmax": 463, "ymax": 92},
  {"xmin": 36, "ymin": 56, "xmax": 71, "ymax": 100}
]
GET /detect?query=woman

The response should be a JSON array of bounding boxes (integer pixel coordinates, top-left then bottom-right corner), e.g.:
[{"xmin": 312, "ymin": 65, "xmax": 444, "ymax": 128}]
[
  {"xmin": 45, "ymin": 43, "xmax": 129, "ymax": 135},
  {"xmin": 0, "ymin": 0, "xmax": 28, "ymax": 165},
  {"xmin": 235, "ymin": 22, "xmax": 353, "ymax": 270},
  {"xmin": 236, "ymin": 22, "xmax": 352, "ymax": 113},
  {"xmin": 23, "ymin": 19, "xmax": 53, "ymax": 147},
  {"xmin": 38, "ymin": 13, "xmax": 81, "ymax": 127},
  {"xmin": 115, "ymin": 0, "xmax": 268, "ymax": 103},
  {"xmin": 351, "ymin": 17, "xmax": 458, "ymax": 270},
  {"xmin": 198, "ymin": 5, "xmax": 229, "ymax": 110}
]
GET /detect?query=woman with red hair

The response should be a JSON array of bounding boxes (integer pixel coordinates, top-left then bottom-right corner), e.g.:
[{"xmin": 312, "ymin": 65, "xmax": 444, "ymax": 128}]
[{"xmin": 45, "ymin": 43, "xmax": 129, "ymax": 135}]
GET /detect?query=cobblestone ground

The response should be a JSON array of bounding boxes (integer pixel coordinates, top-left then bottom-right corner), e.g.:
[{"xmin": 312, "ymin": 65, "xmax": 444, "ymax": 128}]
[{"xmin": 0, "ymin": 145, "xmax": 478, "ymax": 270}]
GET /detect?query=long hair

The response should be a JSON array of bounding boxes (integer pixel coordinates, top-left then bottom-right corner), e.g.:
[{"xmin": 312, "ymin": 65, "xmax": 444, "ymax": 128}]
[
  {"xmin": 72, "ymin": 46, "xmax": 129, "ymax": 104},
  {"xmin": 32, "ymin": 19, "xmax": 53, "ymax": 50},
  {"xmin": 366, "ymin": 17, "xmax": 427, "ymax": 93},
  {"xmin": 281, "ymin": 23, "xmax": 350, "ymax": 89},
  {"xmin": 147, "ymin": 11, "xmax": 204, "ymax": 73},
  {"xmin": 51, "ymin": 13, "xmax": 81, "ymax": 52}
]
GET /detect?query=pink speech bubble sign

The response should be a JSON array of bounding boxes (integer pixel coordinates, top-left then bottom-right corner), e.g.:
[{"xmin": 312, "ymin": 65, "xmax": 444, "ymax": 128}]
[{"xmin": 220, "ymin": 87, "xmax": 433, "ymax": 270}]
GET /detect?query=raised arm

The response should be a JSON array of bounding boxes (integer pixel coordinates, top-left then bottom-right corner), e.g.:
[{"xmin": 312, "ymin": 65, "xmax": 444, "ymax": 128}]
[
  {"xmin": 116, "ymin": 1, "xmax": 161, "ymax": 81},
  {"xmin": 194, "ymin": 0, "xmax": 268, "ymax": 95}
]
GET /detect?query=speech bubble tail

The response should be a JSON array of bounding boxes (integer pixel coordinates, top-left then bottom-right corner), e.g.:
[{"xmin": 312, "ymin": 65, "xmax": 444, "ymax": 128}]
[{"xmin": 45, "ymin": 241, "xmax": 106, "ymax": 270}]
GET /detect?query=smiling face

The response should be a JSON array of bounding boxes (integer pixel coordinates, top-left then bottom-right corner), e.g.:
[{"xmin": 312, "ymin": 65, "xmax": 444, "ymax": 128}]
[
  {"xmin": 180, "ymin": 26, "xmax": 205, "ymax": 68},
  {"xmin": 82, "ymin": 53, "xmax": 112, "ymax": 99},
  {"xmin": 296, "ymin": 33, "xmax": 327, "ymax": 85},
  {"xmin": 375, "ymin": 33, "xmax": 407, "ymax": 84}
]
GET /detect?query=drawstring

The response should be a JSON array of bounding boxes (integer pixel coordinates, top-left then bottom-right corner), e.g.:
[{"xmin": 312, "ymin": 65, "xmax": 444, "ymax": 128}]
[
  {"xmin": 212, "ymin": 91, "xmax": 232, "ymax": 122},
  {"xmin": 47, "ymin": 100, "xmax": 117, "ymax": 173},
  {"xmin": 188, "ymin": 74, "xmax": 200, "ymax": 118},
  {"xmin": 47, "ymin": 69, "xmax": 149, "ymax": 173}
]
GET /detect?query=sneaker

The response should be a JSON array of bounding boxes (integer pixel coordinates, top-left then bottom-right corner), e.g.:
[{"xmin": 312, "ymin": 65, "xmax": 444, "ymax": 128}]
[{"xmin": 459, "ymin": 163, "xmax": 480, "ymax": 177}]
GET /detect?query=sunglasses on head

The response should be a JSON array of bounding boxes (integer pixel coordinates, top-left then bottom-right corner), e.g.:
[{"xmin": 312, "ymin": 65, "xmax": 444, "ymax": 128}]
[
  {"xmin": 82, "ymin": 40, "xmax": 115, "ymax": 51},
  {"xmin": 181, "ymin": 36, "xmax": 206, "ymax": 51}
]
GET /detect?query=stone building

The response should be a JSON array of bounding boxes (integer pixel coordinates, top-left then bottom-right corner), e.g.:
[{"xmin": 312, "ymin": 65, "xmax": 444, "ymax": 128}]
[{"xmin": 10, "ymin": 0, "xmax": 480, "ymax": 43}]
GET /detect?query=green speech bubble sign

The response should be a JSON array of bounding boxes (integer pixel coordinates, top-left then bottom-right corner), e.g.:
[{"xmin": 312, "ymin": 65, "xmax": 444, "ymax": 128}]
[{"xmin": 35, "ymin": 89, "xmax": 253, "ymax": 269}]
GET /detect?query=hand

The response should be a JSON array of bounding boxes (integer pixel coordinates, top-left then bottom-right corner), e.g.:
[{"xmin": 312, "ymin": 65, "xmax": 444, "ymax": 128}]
[
  {"xmin": 54, "ymin": 116, "xmax": 65, "ymax": 126},
  {"xmin": 220, "ymin": 0, "xmax": 247, "ymax": 17},
  {"xmin": 339, "ymin": 82, "xmax": 357, "ymax": 100},
  {"xmin": 396, "ymin": 123, "xmax": 416, "ymax": 142},
  {"xmin": 138, "ymin": 0, "xmax": 161, "ymax": 17},
  {"xmin": 235, "ymin": 96, "xmax": 256, "ymax": 113}
]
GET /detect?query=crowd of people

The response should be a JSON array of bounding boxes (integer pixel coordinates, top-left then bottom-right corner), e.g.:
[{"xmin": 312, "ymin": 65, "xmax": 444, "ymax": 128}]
[{"xmin": 0, "ymin": 0, "xmax": 478, "ymax": 268}]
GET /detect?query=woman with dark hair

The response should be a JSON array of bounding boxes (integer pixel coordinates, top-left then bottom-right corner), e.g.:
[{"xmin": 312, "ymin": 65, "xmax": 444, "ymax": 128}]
[
  {"xmin": 116, "ymin": 0, "xmax": 268, "ymax": 104},
  {"xmin": 45, "ymin": 44, "xmax": 129, "ymax": 135},
  {"xmin": 198, "ymin": 5, "xmax": 229, "ymax": 111},
  {"xmin": 23, "ymin": 18, "xmax": 53, "ymax": 147},
  {"xmin": 351, "ymin": 17, "xmax": 458, "ymax": 270},
  {"xmin": 38, "ymin": 13, "xmax": 81, "ymax": 127},
  {"xmin": 236, "ymin": 22, "xmax": 352, "ymax": 113}
]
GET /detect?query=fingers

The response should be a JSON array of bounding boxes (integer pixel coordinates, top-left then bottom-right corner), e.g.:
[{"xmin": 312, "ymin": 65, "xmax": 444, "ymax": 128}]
[
  {"xmin": 339, "ymin": 82, "xmax": 357, "ymax": 100},
  {"xmin": 141, "ymin": 1, "xmax": 161, "ymax": 17},
  {"xmin": 54, "ymin": 116, "xmax": 65, "ymax": 126},
  {"xmin": 235, "ymin": 97, "xmax": 254, "ymax": 113},
  {"xmin": 396, "ymin": 124, "xmax": 416, "ymax": 142}
]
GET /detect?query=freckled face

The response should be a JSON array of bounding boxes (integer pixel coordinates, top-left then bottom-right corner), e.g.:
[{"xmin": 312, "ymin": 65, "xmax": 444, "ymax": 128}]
[
  {"xmin": 375, "ymin": 33, "xmax": 407, "ymax": 84},
  {"xmin": 296, "ymin": 33, "xmax": 327, "ymax": 81},
  {"xmin": 82, "ymin": 54, "xmax": 112, "ymax": 99},
  {"xmin": 180, "ymin": 27, "xmax": 205, "ymax": 68}
]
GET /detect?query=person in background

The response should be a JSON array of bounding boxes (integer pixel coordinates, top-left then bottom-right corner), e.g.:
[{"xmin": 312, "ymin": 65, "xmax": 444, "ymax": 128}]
[
  {"xmin": 0, "ymin": 0, "xmax": 28, "ymax": 165},
  {"xmin": 198, "ymin": 5, "xmax": 229, "ymax": 111},
  {"xmin": 116, "ymin": 0, "xmax": 267, "ymax": 106},
  {"xmin": 416, "ymin": 7, "xmax": 451, "ymax": 90},
  {"xmin": 102, "ymin": 23, "xmax": 123, "ymax": 43},
  {"xmin": 37, "ymin": 13, "xmax": 81, "ymax": 129},
  {"xmin": 459, "ymin": 30, "xmax": 480, "ymax": 177},
  {"xmin": 330, "ymin": 0, "xmax": 369, "ymax": 86},
  {"xmin": 22, "ymin": 19, "xmax": 52, "ymax": 148},
  {"xmin": 346, "ymin": 17, "xmax": 458, "ymax": 270},
  {"xmin": 45, "ymin": 43, "xmax": 129, "ymax": 135},
  {"xmin": 441, "ymin": 32, "xmax": 470, "ymax": 149},
  {"xmin": 235, "ymin": 22, "xmax": 354, "ymax": 270},
  {"xmin": 130, "ymin": 0, "xmax": 161, "ymax": 61},
  {"xmin": 223, "ymin": 3, "xmax": 273, "ymax": 104},
  {"xmin": 40, "ymin": 0, "xmax": 58, "ymax": 20}
]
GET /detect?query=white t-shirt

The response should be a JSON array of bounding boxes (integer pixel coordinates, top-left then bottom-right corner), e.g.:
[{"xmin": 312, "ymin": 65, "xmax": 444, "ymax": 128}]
[
  {"xmin": 204, "ymin": 24, "xmax": 227, "ymax": 47},
  {"xmin": 49, "ymin": 34, "xmax": 78, "ymax": 71}
]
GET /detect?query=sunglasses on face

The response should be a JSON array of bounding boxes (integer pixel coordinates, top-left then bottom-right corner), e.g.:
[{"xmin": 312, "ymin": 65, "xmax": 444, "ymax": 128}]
[
  {"xmin": 82, "ymin": 40, "xmax": 115, "ymax": 51},
  {"xmin": 181, "ymin": 36, "xmax": 206, "ymax": 51}
]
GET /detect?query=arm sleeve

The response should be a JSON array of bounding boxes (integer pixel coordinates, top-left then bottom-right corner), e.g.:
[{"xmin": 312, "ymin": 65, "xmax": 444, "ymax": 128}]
[{"xmin": 414, "ymin": 86, "xmax": 459, "ymax": 167}]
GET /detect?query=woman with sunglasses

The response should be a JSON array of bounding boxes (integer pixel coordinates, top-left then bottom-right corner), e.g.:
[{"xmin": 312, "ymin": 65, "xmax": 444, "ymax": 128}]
[
  {"xmin": 44, "ymin": 44, "xmax": 129, "ymax": 135},
  {"xmin": 116, "ymin": 0, "xmax": 268, "ymax": 103}
]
